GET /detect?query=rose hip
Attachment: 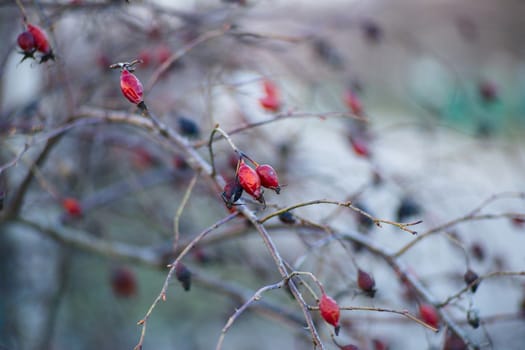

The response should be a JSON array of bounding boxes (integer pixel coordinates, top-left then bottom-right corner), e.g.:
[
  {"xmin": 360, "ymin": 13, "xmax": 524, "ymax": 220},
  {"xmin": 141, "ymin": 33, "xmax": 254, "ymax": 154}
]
[
  {"xmin": 256, "ymin": 164, "xmax": 280, "ymax": 193},
  {"xmin": 319, "ymin": 293, "xmax": 341, "ymax": 335}
]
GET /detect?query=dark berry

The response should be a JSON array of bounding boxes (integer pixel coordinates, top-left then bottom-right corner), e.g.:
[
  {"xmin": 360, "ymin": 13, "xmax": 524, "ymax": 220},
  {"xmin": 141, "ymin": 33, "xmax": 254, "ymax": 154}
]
[
  {"xmin": 175, "ymin": 262, "xmax": 192, "ymax": 291},
  {"xmin": 464, "ymin": 269, "xmax": 480, "ymax": 293},
  {"xmin": 278, "ymin": 211, "xmax": 296, "ymax": 224},
  {"xmin": 357, "ymin": 269, "xmax": 376, "ymax": 297},
  {"xmin": 396, "ymin": 196, "xmax": 421, "ymax": 222},
  {"xmin": 111, "ymin": 266, "xmax": 137, "ymax": 298},
  {"xmin": 177, "ymin": 116, "xmax": 200, "ymax": 138}
]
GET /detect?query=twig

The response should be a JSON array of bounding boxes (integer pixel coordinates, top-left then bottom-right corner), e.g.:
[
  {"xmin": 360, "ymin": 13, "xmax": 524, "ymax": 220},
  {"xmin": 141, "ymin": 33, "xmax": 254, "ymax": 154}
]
[
  {"xmin": 134, "ymin": 212, "xmax": 239, "ymax": 350},
  {"xmin": 193, "ymin": 111, "xmax": 362, "ymax": 148},
  {"xmin": 258, "ymin": 199, "xmax": 420, "ymax": 235},
  {"xmin": 173, "ymin": 172, "xmax": 200, "ymax": 250},
  {"xmin": 216, "ymin": 281, "xmax": 284, "ymax": 350},
  {"xmin": 145, "ymin": 27, "xmax": 230, "ymax": 92},
  {"xmin": 309, "ymin": 305, "xmax": 439, "ymax": 332},
  {"xmin": 208, "ymin": 125, "xmax": 241, "ymax": 177},
  {"xmin": 438, "ymin": 271, "xmax": 525, "ymax": 308},
  {"xmin": 0, "ymin": 143, "xmax": 29, "ymax": 174},
  {"xmin": 394, "ymin": 212, "xmax": 525, "ymax": 258}
]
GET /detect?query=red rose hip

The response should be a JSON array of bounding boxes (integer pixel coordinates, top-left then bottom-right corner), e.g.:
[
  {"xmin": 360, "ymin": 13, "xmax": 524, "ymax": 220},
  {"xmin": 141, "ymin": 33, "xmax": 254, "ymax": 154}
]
[
  {"xmin": 237, "ymin": 161, "xmax": 262, "ymax": 201},
  {"xmin": 419, "ymin": 303, "xmax": 439, "ymax": 329},
  {"xmin": 27, "ymin": 23, "xmax": 54, "ymax": 62},
  {"xmin": 120, "ymin": 69, "xmax": 144, "ymax": 105},
  {"xmin": 319, "ymin": 293, "xmax": 341, "ymax": 335},
  {"xmin": 62, "ymin": 197, "xmax": 82, "ymax": 217},
  {"xmin": 256, "ymin": 164, "xmax": 280, "ymax": 193}
]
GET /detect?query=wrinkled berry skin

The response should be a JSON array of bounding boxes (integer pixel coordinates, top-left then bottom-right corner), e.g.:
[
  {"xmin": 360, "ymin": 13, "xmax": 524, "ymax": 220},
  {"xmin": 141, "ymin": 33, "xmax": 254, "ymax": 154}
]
[
  {"xmin": 256, "ymin": 164, "xmax": 280, "ymax": 193},
  {"xmin": 357, "ymin": 269, "xmax": 376, "ymax": 297},
  {"xmin": 27, "ymin": 24, "xmax": 54, "ymax": 62},
  {"xmin": 319, "ymin": 293, "xmax": 341, "ymax": 335},
  {"xmin": 222, "ymin": 180, "xmax": 243, "ymax": 208},
  {"xmin": 120, "ymin": 69, "xmax": 144, "ymax": 105},
  {"xmin": 237, "ymin": 161, "xmax": 262, "ymax": 201}
]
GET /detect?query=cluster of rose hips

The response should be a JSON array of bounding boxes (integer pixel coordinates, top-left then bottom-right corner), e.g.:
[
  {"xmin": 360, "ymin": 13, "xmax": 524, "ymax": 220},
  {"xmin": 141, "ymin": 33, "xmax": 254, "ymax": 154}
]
[
  {"xmin": 17, "ymin": 23, "xmax": 55, "ymax": 63},
  {"xmin": 222, "ymin": 153, "xmax": 280, "ymax": 208}
]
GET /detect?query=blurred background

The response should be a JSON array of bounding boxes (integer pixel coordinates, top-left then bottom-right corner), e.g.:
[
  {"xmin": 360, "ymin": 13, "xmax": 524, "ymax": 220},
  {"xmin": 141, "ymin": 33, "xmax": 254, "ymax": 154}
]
[{"xmin": 1, "ymin": 0, "xmax": 524, "ymax": 349}]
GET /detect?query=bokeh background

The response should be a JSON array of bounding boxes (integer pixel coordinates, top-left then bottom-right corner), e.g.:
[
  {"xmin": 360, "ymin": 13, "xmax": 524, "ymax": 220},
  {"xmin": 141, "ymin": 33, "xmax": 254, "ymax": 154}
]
[{"xmin": 1, "ymin": 0, "xmax": 524, "ymax": 349}]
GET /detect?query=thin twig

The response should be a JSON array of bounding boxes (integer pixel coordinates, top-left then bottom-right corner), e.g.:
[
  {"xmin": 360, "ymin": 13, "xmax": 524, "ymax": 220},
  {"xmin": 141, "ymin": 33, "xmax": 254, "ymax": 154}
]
[
  {"xmin": 309, "ymin": 305, "xmax": 439, "ymax": 332},
  {"xmin": 258, "ymin": 199, "xmax": 420, "ymax": 235},
  {"xmin": 216, "ymin": 281, "xmax": 284, "ymax": 350},
  {"xmin": 437, "ymin": 270, "xmax": 525, "ymax": 308},
  {"xmin": 173, "ymin": 172, "xmax": 200, "ymax": 250},
  {"xmin": 134, "ymin": 212, "xmax": 239, "ymax": 350}
]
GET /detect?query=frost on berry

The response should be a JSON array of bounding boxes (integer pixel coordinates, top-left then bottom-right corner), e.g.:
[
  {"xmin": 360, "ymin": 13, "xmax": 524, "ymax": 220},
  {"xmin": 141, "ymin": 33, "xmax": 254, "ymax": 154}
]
[{"xmin": 319, "ymin": 293, "xmax": 341, "ymax": 335}]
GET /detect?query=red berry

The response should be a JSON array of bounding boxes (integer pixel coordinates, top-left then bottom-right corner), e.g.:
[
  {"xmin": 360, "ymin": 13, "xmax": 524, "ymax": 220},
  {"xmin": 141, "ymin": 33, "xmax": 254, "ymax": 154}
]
[
  {"xmin": 344, "ymin": 90, "xmax": 363, "ymax": 117},
  {"xmin": 120, "ymin": 69, "xmax": 144, "ymax": 105},
  {"xmin": 340, "ymin": 345, "xmax": 359, "ymax": 350},
  {"xmin": 62, "ymin": 197, "xmax": 82, "ymax": 217},
  {"xmin": 357, "ymin": 269, "xmax": 376, "ymax": 297},
  {"xmin": 443, "ymin": 330, "xmax": 467, "ymax": 350},
  {"xmin": 175, "ymin": 262, "xmax": 192, "ymax": 291},
  {"xmin": 27, "ymin": 24, "xmax": 54, "ymax": 62},
  {"xmin": 27, "ymin": 24, "xmax": 50, "ymax": 53},
  {"xmin": 463, "ymin": 269, "xmax": 480, "ymax": 293},
  {"xmin": 372, "ymin": 338, "xmax": 389, "ymax": 350},
  {"xmin": 419, "ymin": 303, "xmax": 440, "ymax": 329},
  {"xmin": 349, "ymin": 136, "xmax": 369, "ymax": 158},
  {"xmin": 319, "ymin": 293, "xmax": 341, "ymax": 335},
  {"xmin": 263, "ymin": 79, "xmax": 278, "ymax": 98},
  {"xmin": 237, "ymin": 161, "xmax": 262, "ymax": 201},
  {"xmin": 511, "ymin": 216, "xmax": 525, "ymax": 228},
  {"xmin": 111, "ymin": 266, "xmax": 137, "ymax": 298},
  {"xmin": 17, "ymin": 31, "xmax": 35, "ymax": 52},
  {"xmin": 256, "ymin": 164, "xmax": 280, "ymax": 193},
  {"xmin": 259, "ymin": 95, "xmax": 280, "ymax": 112},
  {"xmin": 259, "ymin": 79, "xmax": 281, "ymax": 112}
]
